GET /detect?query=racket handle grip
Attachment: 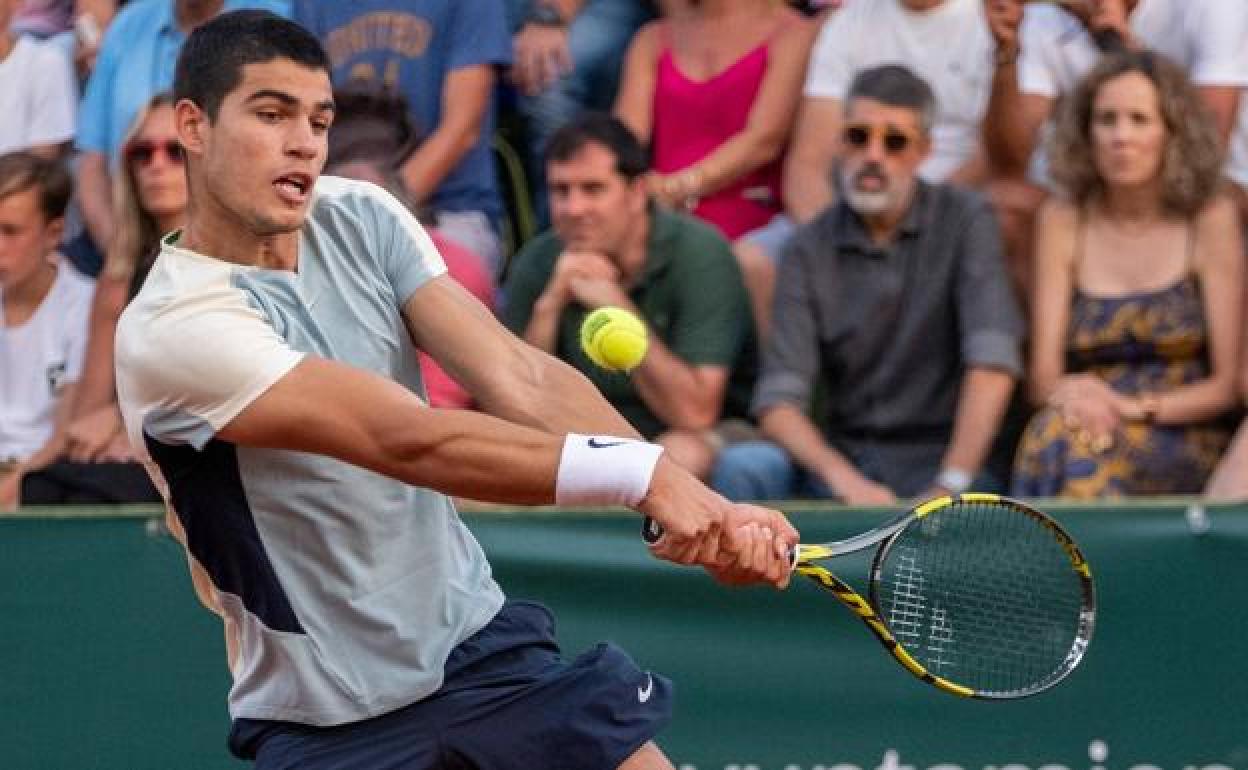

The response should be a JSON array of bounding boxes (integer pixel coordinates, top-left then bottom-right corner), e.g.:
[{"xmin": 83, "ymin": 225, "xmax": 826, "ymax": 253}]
[
  {"xmin": 640, "ymin": 516, "xmax": 799, "ymax": 568},
  {"xmin": 641, "ymin": 516, "xmax": 664, "ymax": 544}
]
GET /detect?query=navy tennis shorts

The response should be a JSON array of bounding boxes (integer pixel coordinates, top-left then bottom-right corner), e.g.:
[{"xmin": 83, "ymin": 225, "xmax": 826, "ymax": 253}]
[{"xmin": 229, "ymin": 600, "xmax": 674, "ymax": 769}]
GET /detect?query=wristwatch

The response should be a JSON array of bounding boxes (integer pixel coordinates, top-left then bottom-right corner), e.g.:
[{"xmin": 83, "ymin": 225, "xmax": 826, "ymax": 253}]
[
  {"xmin": 527, "ymin": 3, "xmax": 565, "ymax": 26},
  {"xmin": 936, "ymin": 468, "xmax": 973, "ymax": 495}
]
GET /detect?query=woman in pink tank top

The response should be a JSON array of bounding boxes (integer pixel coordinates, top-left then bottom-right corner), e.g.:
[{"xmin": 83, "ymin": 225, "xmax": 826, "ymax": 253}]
[{"xmin": 615, "ymin": 1, "xmax": 815, "ymax": 240}]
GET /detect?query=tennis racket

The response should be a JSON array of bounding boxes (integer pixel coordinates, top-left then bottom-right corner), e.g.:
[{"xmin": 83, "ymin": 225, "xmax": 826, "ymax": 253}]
[{"xmin": 642, "ymin": 493, "xmax": 1095, "ymax": 700}]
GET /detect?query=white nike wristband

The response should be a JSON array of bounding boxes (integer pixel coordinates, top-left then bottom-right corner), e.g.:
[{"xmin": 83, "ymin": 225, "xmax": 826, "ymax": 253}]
[{"xmin": 555, "ymin": 434, "xmax": 665, "ymax": 507}]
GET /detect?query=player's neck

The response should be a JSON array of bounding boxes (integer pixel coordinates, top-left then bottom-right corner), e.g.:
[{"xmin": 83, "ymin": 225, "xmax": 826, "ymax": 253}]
[
  {"xmin": 2, "ymin": 258, "xmax": 58, "ymax": 327},
  {"xmin": 0, "ymin": 30, "xmax": 14, "ymax": 62},
  {"xmin": 181, "ymin": 207, "xmax": 299, "ymax": 271}
]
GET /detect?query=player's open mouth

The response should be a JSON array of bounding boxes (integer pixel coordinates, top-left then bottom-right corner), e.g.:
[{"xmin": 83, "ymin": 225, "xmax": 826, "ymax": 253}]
[{"xmin": 274, "ymin": 173, "xmax": 312, "ymax": 204}]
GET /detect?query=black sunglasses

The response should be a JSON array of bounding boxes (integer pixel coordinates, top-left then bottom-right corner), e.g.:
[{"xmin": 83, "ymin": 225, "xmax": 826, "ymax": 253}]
[
  {"xmin": 842, "ymin": 124, "xmax": 916, "ymax": 155},
  {"xmin": 126, "ymin": 139, "xmax": 185, "ymax": 167}
]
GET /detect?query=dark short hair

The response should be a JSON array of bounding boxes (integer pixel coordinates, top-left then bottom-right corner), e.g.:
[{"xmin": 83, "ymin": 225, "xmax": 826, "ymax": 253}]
[
  {"xmin": 174, "ymin": 10, "xmax": 330, "ymax": 120},
  {"xmin": 0, "ymin": 151, "xmax": 72, "ymax": 221},
  {"xmin": 845, "ymin": 64, "xmax": 936, "ymax": 134},
  {"xmin": 543, "ymin": 112, "xmax": 649, "ymax": 181}
]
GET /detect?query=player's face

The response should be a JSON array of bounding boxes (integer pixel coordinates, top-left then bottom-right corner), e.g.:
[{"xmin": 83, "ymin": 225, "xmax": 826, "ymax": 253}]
[
  {"xmin": 0, "ymin": 188, "xmax": 60, "ymax": 292},
  {"xmin": 126, "ymin": 105, "xmax": 188, "ymax": 226},
  {"xmin": 547, "ymin": 142, "xmax": 648, "ymax": 254},
  {"xmin": 1090, "ymin": 71, "xmax": 1167, "ymax": 191},
  {"xmin": 190, "ymin": 57, "xmax": 334, "ymax": 237},
  {"xmin": 837, "ymin": 98, "xmax": 929, "ymax": 219}
]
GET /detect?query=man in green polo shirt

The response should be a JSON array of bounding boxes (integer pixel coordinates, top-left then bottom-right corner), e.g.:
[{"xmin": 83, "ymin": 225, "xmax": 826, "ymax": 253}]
[{"xmin": 502, "ymin": 112, "xmax": 757, "ymax": 480}]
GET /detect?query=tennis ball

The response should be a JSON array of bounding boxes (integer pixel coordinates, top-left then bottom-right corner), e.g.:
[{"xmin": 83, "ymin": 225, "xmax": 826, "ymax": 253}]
[{"xmin": 580, "ymin": 307, "xmax": 649, "ymax": 372}]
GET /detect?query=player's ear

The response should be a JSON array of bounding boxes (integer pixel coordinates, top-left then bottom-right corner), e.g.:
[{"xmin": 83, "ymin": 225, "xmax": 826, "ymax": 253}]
[{"xmin": 175, "ymin": 98, "xmax": 208, "ymax": 154}]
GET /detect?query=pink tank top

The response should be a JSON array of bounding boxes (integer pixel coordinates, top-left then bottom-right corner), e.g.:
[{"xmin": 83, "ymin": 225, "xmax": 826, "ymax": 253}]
[{"xmin": 651, "ymin": 26, "xmax": 786, "ymax": 240}]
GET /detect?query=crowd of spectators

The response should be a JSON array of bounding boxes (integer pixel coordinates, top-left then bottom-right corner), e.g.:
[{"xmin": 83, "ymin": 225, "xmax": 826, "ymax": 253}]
[{"xmin": 4, "ymin": 0, "xmax": 1248, "ymax": 510}]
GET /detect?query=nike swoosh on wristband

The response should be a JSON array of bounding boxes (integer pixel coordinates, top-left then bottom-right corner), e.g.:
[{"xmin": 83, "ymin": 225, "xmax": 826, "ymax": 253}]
[
  {"xmin": 587, "ymin": 438, "xmax": 628, "ymax": 449},
  {"xmin": 638, "ymin": 673, "xmax": 654, "ymax": 703}
]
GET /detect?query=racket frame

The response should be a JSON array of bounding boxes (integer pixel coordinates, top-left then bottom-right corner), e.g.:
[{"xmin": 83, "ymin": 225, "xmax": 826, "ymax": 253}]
[{"xmin": 796, "ymin": 493, "xmax": 1096, "ymax": 699}]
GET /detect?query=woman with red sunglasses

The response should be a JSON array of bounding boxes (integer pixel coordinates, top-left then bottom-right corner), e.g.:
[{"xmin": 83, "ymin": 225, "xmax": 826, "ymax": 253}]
[{"xmin": 17, "ymin": 93, "xmax": 184, "ymax": 503}]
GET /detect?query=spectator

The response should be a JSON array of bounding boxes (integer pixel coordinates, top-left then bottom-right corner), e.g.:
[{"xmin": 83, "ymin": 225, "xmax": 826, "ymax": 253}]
[
  {"xmin": 74, "ymin": 0, "xmax": 288, "ymax": 260},
  {"xmin": 783, "ymin": 0, "xmax": 996, "ymax": 226},
  {"xmin": 1012, "ymin": 52, "xmax": 1242, "ymax": 498},
  {"xmin": 18, "ymin": 94, "xmax": 179, "ymax": 505},
  {"xmin": 506, "ymin": 0, "xmax": 656, "ymax": 227},
  {"xmin": 502, "ymin": 113, "xmax": 758, "ymax": 479},
  {"xmin": 293, "ymin": 0, "xmax": 511, "ymax": 276},
  {"xmin": 325, "ymin": 80, "xmax": 496, "ymax": 410},
  {"xmin": 982, "ymin": 0, "xmax": 1248, "ymax": 296},
  {"xmin": 614, "ymin": 0, "xmax": 815, "ymax": 337},
  {"xmin": 712, "ymin": 65, "xmax": 1023, "ymax": 504},
  {"xmin": 0, "ymin": 152, "xmax": 92, "ymax": 511},
  {"xmin": 0, "ymin": 0, "xmax": 77, "ymax": 157}
]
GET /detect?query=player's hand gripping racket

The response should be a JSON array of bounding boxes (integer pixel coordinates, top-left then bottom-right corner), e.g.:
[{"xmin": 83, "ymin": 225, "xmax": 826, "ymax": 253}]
[{"xmin": 642, "ymin": 493, "xmax": 1095, "ymax": 699}]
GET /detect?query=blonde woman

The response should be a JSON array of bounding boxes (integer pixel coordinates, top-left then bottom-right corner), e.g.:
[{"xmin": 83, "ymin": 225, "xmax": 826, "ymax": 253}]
[
  {"xmin": 27, "ymin": 94, "xmax": 185, "ymax": 502},
  {"xmin": 1011, "ymin": 52, "xmax": 1242, "ymax": 498}
]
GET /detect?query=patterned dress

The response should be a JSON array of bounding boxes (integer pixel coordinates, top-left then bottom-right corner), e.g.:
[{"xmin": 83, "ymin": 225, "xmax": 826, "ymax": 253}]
[{"xmin": 1011, "ymin": 276, "xmax": 1232, "ymax": 498}]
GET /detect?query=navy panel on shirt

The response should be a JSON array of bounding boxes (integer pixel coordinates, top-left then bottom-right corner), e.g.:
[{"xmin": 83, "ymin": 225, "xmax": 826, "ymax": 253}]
[{"xmin": 145, "ymin": 434, "xmax": 304, "ymax": 634}]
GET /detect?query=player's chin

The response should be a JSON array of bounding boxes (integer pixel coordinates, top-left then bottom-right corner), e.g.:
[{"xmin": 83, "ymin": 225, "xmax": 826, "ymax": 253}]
[{"xmin": 252, "ymin": 207, "xmax": 309, "ymax": 235}]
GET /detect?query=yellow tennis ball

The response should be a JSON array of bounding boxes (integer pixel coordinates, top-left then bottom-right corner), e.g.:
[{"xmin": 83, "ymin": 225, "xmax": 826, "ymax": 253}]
[{"xmin": 580, "ymin": 307, "xmax": 648, "ymax": 372}]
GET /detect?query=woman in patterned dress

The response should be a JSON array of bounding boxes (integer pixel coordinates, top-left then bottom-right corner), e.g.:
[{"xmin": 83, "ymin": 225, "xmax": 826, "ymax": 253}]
[{"xmin": 1011, "ymin": 51, "xmax": 1243, "ymax": 498}]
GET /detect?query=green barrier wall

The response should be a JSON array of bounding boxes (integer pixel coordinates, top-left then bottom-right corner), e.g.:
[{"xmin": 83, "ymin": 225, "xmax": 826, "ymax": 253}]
[{"xmin": 2, "ymin": 504, "xmax": 1246, "ymax": 770}]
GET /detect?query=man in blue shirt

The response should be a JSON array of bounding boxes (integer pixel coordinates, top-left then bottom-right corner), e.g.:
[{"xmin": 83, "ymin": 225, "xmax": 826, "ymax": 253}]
[
  {"xmin": 74, "ymin": 0, "xmax": 289, "ymax": 260},
  {"xmin": 294, "ymin": 0, "xmax": 511, "ymax": 276}
]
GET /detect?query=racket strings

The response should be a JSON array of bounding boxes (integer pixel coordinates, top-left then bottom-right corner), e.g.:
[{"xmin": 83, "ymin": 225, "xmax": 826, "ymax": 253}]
[{"xmin": 875, "ymin": 501, "xmax": 1087, "ymax": 697}]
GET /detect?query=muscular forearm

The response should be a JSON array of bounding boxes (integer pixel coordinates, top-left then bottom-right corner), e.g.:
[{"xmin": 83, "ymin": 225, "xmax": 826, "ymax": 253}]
[
  {"xmin": 940, "ymin": 368, "xmax": 1015, "ymax": 475},
  {"xmin": 77, "ymin": 152, "xmax": 115, "ymax": 249},
  {"xmin": 478, "ymin": 344, "xmax": 642, "ymax": 440}
]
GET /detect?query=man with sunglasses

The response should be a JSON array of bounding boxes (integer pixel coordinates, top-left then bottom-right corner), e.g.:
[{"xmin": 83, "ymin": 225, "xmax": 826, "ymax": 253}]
[{"xmin": 712, "ymin": 65, "xmax": 1024, "ymax": 505}]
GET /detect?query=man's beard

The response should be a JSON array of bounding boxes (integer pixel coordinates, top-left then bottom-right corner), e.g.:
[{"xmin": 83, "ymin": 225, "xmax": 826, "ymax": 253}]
[{"xmin": 840, "ymin": 164, "xmax": 901, "ymax": 216}]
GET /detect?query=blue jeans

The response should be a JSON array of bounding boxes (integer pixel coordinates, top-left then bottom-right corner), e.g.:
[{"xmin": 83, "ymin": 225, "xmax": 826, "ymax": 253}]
[
  {"xmin": 712, "ymin": 438, "xmax": 1010, "ymax": 502},
  {"xmin": 712, "ymin": 441, "xmax": 835, "ymax": 502},
  {"xmin": 508, "ymin": 0, "xmax": 655, "ymax": 224}
]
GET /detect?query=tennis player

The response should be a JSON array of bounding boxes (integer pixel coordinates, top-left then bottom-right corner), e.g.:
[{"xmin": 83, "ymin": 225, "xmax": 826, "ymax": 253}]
[{"xmin": 113, "ymin": 10, "xmax": 797, "ymax": 769}]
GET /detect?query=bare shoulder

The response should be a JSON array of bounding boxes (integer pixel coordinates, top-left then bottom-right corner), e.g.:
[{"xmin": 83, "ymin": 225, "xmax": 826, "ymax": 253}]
[
  {"xmin": 1193, "ymin": 192, "xmax": 1244, "ymax": 270},
  {"xmin": 1194, "ymin": 192, "xmax": 1241, "ymax": 234},
  {"xmin": 1037, "ymin": 195, "xmax": 1078, "ymax": 226},
  {"xmin": 775, "ymin": 8, "xmax": 820, "ymax": 50},
  {"xmin": 1031, "ymin": 197, "xmax": 1079, "ymax": 272},
  {"xmin": 629, "ymin": 19, "xmax": 664, "ymax": 57}
]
